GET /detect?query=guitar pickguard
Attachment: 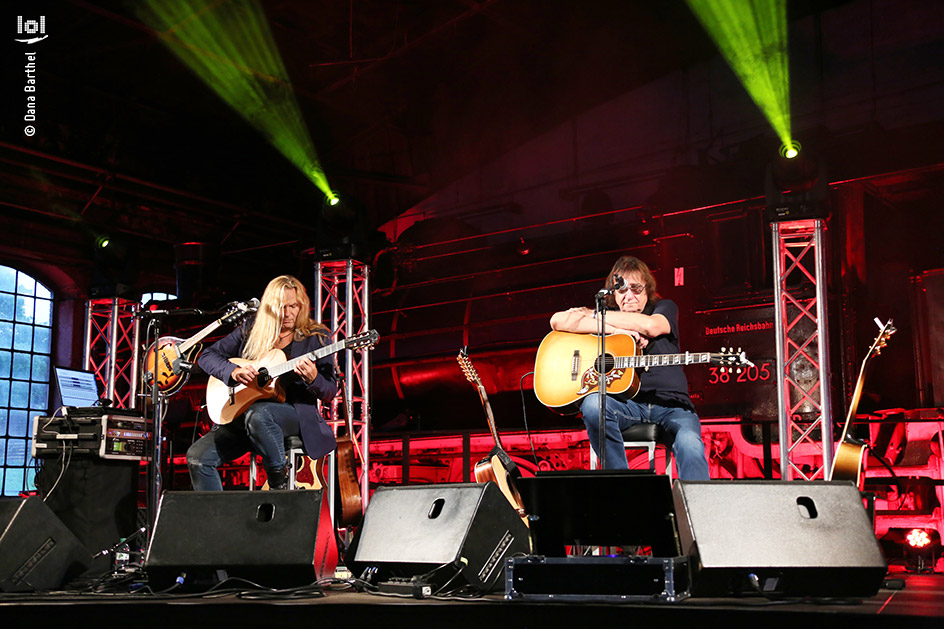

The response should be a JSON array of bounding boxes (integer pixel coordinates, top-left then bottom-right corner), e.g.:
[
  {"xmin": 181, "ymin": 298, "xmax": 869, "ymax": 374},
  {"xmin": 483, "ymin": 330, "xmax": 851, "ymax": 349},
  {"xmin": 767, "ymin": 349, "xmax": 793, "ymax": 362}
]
[{"xmin": 576, "ymin": 367, "xmax": 626, "ymax": 396}]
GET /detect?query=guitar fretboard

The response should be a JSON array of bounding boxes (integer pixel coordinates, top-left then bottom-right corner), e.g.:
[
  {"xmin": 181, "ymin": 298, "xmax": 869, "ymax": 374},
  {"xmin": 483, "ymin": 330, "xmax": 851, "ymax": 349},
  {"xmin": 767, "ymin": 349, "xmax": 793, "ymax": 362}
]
[
  {"xmin": 267, "ymin": 339, "xmax": 348, "ymax": 378},
  {"xmin": 614, "ymin": 352, "xmax": 712, "ymax": 369},
  {"xmin": 179, "ymin": 320, "xmax": 224, "ymax": 352}
]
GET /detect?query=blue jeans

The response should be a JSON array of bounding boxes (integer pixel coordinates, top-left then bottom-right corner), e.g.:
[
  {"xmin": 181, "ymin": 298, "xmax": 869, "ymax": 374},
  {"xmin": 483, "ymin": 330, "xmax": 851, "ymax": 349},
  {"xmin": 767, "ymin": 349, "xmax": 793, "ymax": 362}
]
[
  {"xmin": 187, "ymin": 401, "xmax": 300, "ymax": 491},
  {"xmin": 580, "ymin": 394, "xmax": 710, "ymax": 481}
]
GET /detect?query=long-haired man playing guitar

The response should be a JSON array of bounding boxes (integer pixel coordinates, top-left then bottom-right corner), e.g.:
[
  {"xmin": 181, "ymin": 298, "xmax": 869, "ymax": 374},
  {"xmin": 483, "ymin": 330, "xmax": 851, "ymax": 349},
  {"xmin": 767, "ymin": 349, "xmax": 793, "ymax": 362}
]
[{"xmin": 187, "ymin": 275, "xmax": 338, "ymax": 491}]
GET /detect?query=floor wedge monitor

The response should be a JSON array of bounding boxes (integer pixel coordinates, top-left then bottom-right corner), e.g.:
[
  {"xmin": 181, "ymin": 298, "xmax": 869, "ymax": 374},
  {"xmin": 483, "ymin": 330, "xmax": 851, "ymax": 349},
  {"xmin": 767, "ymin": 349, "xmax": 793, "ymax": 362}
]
[
  {"xmin": 145, "ymin": 489, "xmax": 323, "ymax": 591},
  {"xmin": 672, "ymin": 480, "xmax": 887, "ymax": 597},
  {"xmin": 348, "ymin": 482, "xmax": 530, "ymax": 594},
  {"xmin": 0, "ymin": 496, "xmax": 91, "ymax": 592}
]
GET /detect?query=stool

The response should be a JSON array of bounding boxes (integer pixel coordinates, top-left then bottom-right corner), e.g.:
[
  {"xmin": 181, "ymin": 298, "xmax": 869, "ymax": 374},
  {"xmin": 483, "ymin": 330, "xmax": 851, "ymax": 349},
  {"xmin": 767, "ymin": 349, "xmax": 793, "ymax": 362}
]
[
  {"xmin": 249, "ymin": 434, "xmax": 306, "ymax": 490},
  {"xmin": 589, "ymin": 423, "xmax": 674, "ymax": 476}
]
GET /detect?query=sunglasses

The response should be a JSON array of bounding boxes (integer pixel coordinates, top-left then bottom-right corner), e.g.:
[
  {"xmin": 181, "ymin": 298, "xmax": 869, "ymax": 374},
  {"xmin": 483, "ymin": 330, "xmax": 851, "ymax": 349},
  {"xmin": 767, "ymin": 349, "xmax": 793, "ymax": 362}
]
[{"xmin": 616, "ymin": 283, "xmax": 646, "ymax": 295}]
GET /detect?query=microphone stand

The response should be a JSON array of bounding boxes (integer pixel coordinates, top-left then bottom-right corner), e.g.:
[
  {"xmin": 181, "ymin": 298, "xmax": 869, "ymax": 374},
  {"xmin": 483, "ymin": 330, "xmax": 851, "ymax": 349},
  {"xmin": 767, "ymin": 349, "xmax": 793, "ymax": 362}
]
[
  {"xmin": 137, "ymin": 310, "xmax": 166, "ymax": 540},
  {"xmin": 135, "ymin": 308, "xmax": 200, "ymax": 536},
  {"xmin": 593, "ymin": 287, "xmax": 611, "ymax": 469}
]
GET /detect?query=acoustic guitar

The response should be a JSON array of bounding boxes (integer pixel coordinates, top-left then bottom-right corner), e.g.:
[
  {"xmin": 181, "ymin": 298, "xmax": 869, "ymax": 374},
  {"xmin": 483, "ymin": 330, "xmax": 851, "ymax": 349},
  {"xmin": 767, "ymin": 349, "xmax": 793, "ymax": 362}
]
[
  {"xmin": 143, "ymin": 299, "xmax": 257, "ymax": 396},
  {"xmin": 828, "ymin": 318, "xmax": 896, "ymax": 486},
  {"xmin": 261, "ymin": 454, "xmax": 324, "ymax": 491},
  {"xmin": 333, "ymin": 374, "xmax": 364, "ymax": 528},
  {"xmin": 205, "ymin": 330, "xmax": 378, "ymax": 425},
  {"xmin": 533, "ymin": 330, "xmax": 750, "ymax": 414},
  {"xmin": 457, "ymin": 349, "xmax": 527, "ymax": 526}
]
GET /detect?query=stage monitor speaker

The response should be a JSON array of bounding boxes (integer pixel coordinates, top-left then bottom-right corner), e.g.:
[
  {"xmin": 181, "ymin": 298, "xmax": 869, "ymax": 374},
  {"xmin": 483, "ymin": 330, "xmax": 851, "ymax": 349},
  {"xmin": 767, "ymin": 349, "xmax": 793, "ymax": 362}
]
[
  {"xmin": 672, "ymin": 480, "xmax": 887, "ymax": 597},
  {"xmin": 36, "ymin": 458, "xmax": 139, "ymax": 577},
  {"xmin": 348, "ymin": 482, "xmax": 530, "ymax": 593},
  {"xmin": 0, "ymin": 496, "xmax": 91, "ymax": 592},
  {"xmin": 144, "ymin": 489, "xmax": 323, "ymax": 591}
]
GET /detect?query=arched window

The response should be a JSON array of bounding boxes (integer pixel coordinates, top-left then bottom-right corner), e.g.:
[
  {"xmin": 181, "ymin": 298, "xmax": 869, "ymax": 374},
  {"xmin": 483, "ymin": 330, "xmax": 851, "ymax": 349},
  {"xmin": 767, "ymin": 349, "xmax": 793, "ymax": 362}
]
[
  {"xmin": 0, "ymin": 265, "xmax": 53, "ymax": 495},
  {"xmin": 141, "ymin": 291, "xmax": 177, "ymax": 305}
]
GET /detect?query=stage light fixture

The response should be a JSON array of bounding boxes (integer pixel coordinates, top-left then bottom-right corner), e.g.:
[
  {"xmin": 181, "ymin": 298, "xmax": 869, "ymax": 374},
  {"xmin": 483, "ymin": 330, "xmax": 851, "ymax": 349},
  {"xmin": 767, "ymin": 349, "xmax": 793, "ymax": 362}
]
[
  {"xmin": 764, "ymin": 142, "xmax": 827, "ymax": 223},
  {"xmin": 95, "ymin": 235, "xmax": 111, "ymax": 249},
  {"xmin": 780, "ymin": 141, "xmax": 801, "ymax": 159},
  {"xmin": 907, "ymin": 528, "xmax": 932, "ymax": 549}
]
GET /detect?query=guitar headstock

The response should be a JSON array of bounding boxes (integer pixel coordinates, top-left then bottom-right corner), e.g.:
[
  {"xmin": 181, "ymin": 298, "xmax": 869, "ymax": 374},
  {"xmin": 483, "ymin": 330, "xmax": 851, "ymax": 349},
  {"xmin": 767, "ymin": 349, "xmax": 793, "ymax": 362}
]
[
  {"xmin": 457, "ymin": 348, "xmax": 482, "ymax": 386},
  {"xmin": 344, "ymin": 329, "xmax": 380, "ymax": 351},
  {"xmin": 868, "ymin": 318, "xmax": 896, "ymax": 358},
  {"xmin": 221, "ymin": 298, "xmax": 260, "ymax": 324},
  {"xmin": 709, "ymin": 347, "xmax": 753, "ymax": 370}
]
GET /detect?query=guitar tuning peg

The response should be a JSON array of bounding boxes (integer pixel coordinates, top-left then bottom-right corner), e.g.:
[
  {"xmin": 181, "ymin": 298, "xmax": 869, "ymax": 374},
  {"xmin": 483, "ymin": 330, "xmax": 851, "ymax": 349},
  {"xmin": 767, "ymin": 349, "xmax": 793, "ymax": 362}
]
[{"xmin": 720, "ymin": 346, "xmax": 727, "ymax": 352}]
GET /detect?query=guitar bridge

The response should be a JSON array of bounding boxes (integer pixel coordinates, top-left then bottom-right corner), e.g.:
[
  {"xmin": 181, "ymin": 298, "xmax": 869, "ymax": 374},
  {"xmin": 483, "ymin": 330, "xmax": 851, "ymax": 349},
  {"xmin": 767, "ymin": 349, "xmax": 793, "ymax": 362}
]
[{"xmin": 571, "ymin": 350, "xmax": 580, "ymax": 381}]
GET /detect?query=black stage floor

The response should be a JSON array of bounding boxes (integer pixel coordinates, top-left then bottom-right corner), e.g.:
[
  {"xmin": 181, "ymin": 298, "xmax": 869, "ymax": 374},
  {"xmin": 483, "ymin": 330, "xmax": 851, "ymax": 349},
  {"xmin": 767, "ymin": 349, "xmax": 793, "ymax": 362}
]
[{"xmin": 1, "ymin": 570, "xmax": 942, "ymax": 628}]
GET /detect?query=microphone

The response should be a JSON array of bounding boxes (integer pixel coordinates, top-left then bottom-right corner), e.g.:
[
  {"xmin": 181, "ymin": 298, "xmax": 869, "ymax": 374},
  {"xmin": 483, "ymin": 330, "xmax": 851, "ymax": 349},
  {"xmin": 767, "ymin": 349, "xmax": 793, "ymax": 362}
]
[
  {"xmin": 246, "ymin": 297, "xmax": 260, "ymax": 311},
  {"xmin": 596, "ymin": 274, "xmax": 626, "ymax": 298}
]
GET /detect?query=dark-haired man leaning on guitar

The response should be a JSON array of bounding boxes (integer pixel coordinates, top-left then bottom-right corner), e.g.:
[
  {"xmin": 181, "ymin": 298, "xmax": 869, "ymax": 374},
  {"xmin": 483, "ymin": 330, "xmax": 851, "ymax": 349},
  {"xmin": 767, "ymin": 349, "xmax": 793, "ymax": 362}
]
[{"xmin": 548, "ymin": 256, "xmax": 710, "ymax": 481}]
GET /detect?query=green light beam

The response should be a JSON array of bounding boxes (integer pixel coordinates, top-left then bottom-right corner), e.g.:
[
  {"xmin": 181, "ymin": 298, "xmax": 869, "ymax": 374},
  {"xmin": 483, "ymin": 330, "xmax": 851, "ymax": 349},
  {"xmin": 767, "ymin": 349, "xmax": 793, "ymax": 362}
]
[
  {"xmin": 138, "ymin": 0, "xmax": 332, "ymax": 196},
  {"xmin": 686, "ymin": 0, "xmax": 792, "ymax": 149}
]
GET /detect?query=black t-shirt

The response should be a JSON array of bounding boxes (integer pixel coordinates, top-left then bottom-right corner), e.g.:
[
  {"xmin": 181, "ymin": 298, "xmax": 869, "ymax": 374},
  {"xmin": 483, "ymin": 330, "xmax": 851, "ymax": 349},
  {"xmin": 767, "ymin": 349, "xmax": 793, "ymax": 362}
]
[{"xmin": 630, "ymin": 299, "xmax": 695, "ymax": 410}]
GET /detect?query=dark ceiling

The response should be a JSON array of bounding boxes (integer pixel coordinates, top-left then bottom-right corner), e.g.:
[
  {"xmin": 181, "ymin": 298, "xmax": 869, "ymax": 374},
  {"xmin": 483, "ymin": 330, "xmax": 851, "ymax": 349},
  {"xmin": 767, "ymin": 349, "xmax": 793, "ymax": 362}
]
[{"xmin": 0, "ymin": 0, "xmax": 856, "ymax": 280}]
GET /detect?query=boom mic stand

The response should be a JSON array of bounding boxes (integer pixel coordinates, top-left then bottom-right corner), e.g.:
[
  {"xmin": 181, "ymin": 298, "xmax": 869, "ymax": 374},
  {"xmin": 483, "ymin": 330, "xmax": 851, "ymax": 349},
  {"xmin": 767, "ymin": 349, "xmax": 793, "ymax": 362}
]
[{"xmin": 136, "ymin": 307, "xmax": 202, "ymax": 536}]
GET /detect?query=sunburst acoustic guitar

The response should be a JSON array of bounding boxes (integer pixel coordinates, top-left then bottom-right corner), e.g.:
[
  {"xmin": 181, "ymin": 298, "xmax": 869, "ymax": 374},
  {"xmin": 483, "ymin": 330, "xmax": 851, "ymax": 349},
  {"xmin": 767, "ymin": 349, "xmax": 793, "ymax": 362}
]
[
  {"xmin": 143, "ymin": 299, "xmax": 257, "ymax": 396},
  {"xmin": 533, "ymin": 330, "xmax": 750, "ymax": 414}
]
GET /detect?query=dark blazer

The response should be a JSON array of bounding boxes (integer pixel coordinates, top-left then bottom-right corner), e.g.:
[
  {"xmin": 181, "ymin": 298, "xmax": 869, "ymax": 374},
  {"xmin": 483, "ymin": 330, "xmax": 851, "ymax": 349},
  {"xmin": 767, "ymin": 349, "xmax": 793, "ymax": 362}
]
[{"xmin": 197, "ymin": 320, "xmax": 339, "ymax": 458}]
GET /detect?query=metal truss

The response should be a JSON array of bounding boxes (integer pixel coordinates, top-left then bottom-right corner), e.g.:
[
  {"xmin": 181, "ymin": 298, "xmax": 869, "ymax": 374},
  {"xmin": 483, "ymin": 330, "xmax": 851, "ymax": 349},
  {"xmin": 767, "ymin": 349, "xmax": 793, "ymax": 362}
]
[
  {"xmin": 83, "ymin": 298, "xmax": 141, "ymax": 410},
  {"xmin": 314, "ymin": 259, "xmax": 372, "ymax": 518},
  {"xmin": 771, "ymin": 219, "xmax": 834, "ymax": 480}
]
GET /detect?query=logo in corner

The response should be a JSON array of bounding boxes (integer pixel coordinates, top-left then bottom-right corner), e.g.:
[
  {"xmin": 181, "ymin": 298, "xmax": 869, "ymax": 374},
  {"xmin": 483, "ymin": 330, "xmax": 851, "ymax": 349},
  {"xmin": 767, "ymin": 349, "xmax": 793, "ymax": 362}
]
[{"xmin": 15, "ymin": 16, "xmax": 48, "ymax": 44}]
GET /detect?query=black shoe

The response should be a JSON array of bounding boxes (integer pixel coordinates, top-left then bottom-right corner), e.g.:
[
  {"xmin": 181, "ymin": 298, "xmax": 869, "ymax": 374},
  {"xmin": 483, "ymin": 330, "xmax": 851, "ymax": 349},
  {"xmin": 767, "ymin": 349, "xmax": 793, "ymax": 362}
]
[{"xmin": 266, "ymin": 465, "xmax": 290, "ymax": 490}]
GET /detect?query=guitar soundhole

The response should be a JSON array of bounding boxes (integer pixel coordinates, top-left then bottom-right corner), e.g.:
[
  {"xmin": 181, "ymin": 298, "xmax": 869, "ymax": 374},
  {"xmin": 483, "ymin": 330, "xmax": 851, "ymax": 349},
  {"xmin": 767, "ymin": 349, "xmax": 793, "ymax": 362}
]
[
  {"xmin": 427, "ymin": 497, "xmax": 446, "ymax": 519},
  {"xmin": 256, "ymin": 503, "xmax": 276, "ymax": 522},
  {"xmin": 796, "ymin": 496, "xmax": 818, "ymax": 519},
  {"xmin": 593, "ymin": 354, "xmax": 615, "ymax": 374}
]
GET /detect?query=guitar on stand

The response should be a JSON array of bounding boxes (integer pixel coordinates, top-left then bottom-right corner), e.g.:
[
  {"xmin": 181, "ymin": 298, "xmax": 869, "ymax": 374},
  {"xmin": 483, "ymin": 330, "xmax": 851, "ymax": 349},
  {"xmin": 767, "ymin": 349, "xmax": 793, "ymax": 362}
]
[
  {"xmin": 828, "ymin": 318, "xmax": 896, "ymax": 486},
  {"xmin": 143, "ymin": 299, "xmax": 259, "ymax": 396},
  {"xmin": 333, "ymin": 372, "xmax": 364, "ymax": 528},
  {"xmin": 457, "ymin": 348, "xmax": 528, "ymax": 526}
]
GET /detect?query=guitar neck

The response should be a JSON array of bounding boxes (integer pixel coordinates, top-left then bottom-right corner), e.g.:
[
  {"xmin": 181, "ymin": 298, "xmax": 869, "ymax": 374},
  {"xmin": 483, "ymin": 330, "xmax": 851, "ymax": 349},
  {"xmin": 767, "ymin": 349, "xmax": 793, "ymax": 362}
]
[
  {"xmin": 178, "ymin": 319, "xmax": 224, "ymax": 353},
  {"xmin": 615, "ymin": 351, "xmax": 713, "ymax": 369},
  {"xmin": 266, "ymin": 338, "xmax": 347, "ymax": 378},
  {"xmin": 476, "ymin": 384, "xmax": 504, "ymax": 448}
]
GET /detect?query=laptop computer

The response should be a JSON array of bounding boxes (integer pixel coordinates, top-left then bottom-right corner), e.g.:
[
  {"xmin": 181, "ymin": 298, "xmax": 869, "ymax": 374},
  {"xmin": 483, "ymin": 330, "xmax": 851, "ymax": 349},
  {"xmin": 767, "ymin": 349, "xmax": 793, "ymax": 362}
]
[
  {"xmin": 53, "ymin": 366, "xmax": 102, "ymax": 408},
  {"xmin": 52, "ymin": 366, "xmax": 139, "ymax": 417}
]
